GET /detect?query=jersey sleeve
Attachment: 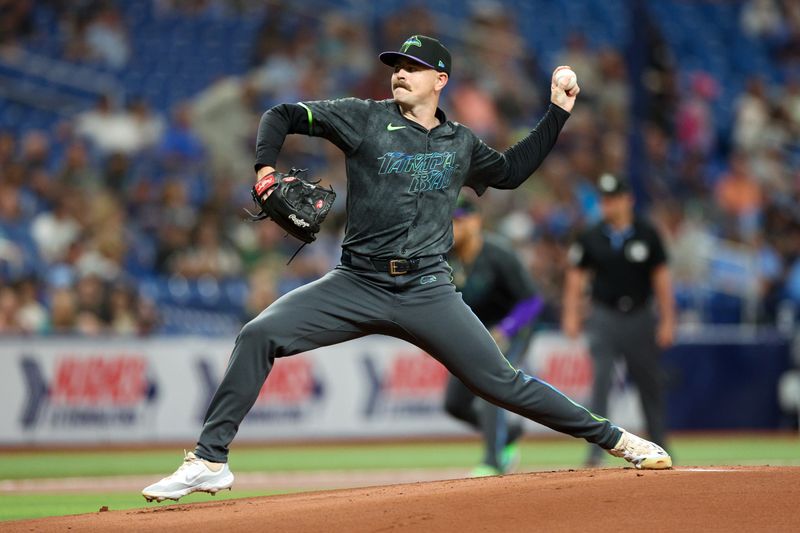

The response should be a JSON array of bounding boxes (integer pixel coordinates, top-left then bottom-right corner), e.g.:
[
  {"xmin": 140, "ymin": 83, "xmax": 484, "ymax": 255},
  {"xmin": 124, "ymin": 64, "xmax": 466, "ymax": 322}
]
[
  {"xmin": 464, "ymin": 104, "xmax": 570, "ymax": 195},
  {"xmin": 464, "ymin": 137, "xmax": 507, "ymax": 196},
  {"xmin": 299, "ymin": 97, "xmax": 370, "ymax": 154},
  {"xmin": 254, "ymin": 98, "xmax": 369, "ymax": 171}
]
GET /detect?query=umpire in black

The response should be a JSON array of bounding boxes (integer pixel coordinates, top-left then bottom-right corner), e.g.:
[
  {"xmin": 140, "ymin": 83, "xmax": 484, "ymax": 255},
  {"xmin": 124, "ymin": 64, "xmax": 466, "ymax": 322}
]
[{"xmin": 561, "ymin": 173, "xmax": 676, "ymax": 467}]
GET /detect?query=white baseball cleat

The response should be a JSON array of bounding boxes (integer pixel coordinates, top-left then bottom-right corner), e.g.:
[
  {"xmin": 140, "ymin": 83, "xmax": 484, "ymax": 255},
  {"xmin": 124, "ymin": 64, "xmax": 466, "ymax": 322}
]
[
  {"xmin": 142, "ymin": 451, "xmax": 234, "ymax": 502},
  {"xmin": 607, "ymin": 429, "xmax": 672, "ymax": 470}
]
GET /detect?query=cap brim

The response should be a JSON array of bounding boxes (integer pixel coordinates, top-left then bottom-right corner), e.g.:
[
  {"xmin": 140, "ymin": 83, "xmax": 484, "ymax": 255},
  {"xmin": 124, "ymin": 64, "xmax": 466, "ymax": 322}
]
[{"xmin": 379, "ymin": 51, "xmax": 439, "ymax": 71}]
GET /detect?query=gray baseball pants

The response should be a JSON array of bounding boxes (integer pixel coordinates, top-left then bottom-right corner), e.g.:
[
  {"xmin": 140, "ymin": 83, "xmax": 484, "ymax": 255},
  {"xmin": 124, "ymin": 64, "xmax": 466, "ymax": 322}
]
[
  {"xmin": 586, "ymin": 304, "xmax": 667, "ymax": 464},
  {"xmin": 196, "ymin": 258, "xmax": 621, "ymax": 463},
  {"xmin": 443, "ymin": 331, "xmax": 529, "ymax": 469}
]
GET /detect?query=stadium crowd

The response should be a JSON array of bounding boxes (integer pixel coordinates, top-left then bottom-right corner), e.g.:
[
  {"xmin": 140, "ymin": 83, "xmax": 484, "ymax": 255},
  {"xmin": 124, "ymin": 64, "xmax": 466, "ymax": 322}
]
[{"xmin": 0, "ymin": 0, "xmax": 799, "ymax": 336}]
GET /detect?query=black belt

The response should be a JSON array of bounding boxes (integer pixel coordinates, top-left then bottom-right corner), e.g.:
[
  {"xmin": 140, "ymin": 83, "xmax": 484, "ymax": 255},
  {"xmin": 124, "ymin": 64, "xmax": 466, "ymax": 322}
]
[
  {"xmin": 595, "ymin": 297, "xmax": 649, "ymax": 314},
  {"xmin": 341, "ymin": 250, "xmax": 444, "ymax": 276}
]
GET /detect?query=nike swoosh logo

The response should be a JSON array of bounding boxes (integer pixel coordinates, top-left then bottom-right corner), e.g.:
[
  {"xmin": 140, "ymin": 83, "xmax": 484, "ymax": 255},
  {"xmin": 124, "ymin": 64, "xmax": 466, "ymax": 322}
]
[
  {"xmin": 387, "ymin": 124, "xmax": 406, "ymax": 131},
  {"xmin": 185, "ymin": 469, "xmax": 203, "ymax": 483}
]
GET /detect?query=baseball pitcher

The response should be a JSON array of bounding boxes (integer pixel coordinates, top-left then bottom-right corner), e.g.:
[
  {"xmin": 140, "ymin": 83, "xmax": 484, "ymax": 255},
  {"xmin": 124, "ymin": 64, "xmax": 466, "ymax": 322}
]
[{"xmin": 143, "ymin": 34, "xmax": 671, "ymax": 503}]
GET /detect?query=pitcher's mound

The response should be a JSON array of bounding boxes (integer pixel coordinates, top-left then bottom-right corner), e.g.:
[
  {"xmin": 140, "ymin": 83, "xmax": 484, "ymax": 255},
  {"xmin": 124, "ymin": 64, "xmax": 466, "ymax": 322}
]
[{"xmin": 7, "ymin": 466, "xmax": 800, "ymax": 532}]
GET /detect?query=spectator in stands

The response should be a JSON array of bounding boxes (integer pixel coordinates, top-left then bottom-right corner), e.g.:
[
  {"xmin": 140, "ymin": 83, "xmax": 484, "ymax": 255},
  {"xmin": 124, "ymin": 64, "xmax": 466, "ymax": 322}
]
[
  {"xmin": 599, "ymin": 130, "xmax": 628, "ymax": 178},
  {"xmin": 170, "ymin": 216, "xmax": 242, "ymax": 279},
  {"xmin": 136, "ymin": 295, "xmax": 160, "ymax": 335},
  {"xmin": 463, "ymin": 2, "xmax": 542, "ymax": 130},
  {"xmin": 103, "ymin": 152, "xmax": 132, "ymax": 189},
  {"xmin": 128, "ymin": 98, "xmax": 166, "ymax": 152},
  {"xmin": 19, "ymin": 130, "xmax": 50, "ymax": 174},
  {"xmin": 0, "ymin": 285, "xmax": 22, "ymax": 333},
  {"xmin": 643, "ymin": 124, "xmax": 680, "ymax": 202},
  {"xmin": 378, "ymin": 5, "xmax": 436, "ymax": 54},
  {"xmin": 15, "ymin": 277, "xmax": 48, "ymax": 334},
  {"xmin": 159, "ymin": 103, "xmax": 206, "ymax": 171},
  {"xmin": 0, "ymin": 131, "xmax": 15, "ymax": 170},
  {"xmin": 84, "ymin": 3, "xmax": 130, "ymax": 69},
  {"xmin": 251, "ymin": 29, "xmax": 310, "ymax": 105},
  {"xmin": 780, "ymin": 77, "xmax": 800, "ymax": 133},
  {"xmin": 0, "ymin": 182, "xmax": 38, "ymax": 277},
  {"xmin": 733, "ymin": 77, "xmax": 771, "ymax": 153},
  {"xmin": 243, "ymin": 264, "xmax": 278, "ymax": 320},
  {"xmin": 2, "ymin": 1, "xmax": 800, "ymax": 336},
  {"xmin": 57, "ymin": 140, "xmax": 102, "ymax": 190},
  {"xmin": 0, "ymin": 236, "xmax": 26, "ymax": 288},
  {"xmin": 48, "ymin": 286, "xmax": 78, "ymax": 334},
  {"xmin": 30, "ymin": 192, "xmax": 82, "ymax": 264},
  {"xmin": 650, "ymin": 200, "xmax": 714, "ymax": 302},
  {"xmin": 109, "ymin": 284, "xmax": 139, "ymax": 335},
  {"xmin": 450, "ymin": 74, "xmax": 501, "ymax": 140},
  {"xmin": 556, "ymin": 33, "xmax": 601, "ymax": 99},
  {"xmin": 751, "ymin": 232, "xmax": 786, "ymax": 321},
  {"xmin": 40, "ymin": 190, "xmax": 126, "ymax": 293},
  {"xmin": 785, "ymin": 256, "xmax": 800, "ymax": 306},
  {"xmin": 536, "ymin": 153, "xmax": 586, "ymax": 231},
  {"xmin": 190, "ymin": 75, "xmax": 264, "ymax": 180},
  {"xmin": 74, "ymin": 272, "xmax": 109, "ymax": 323},
  {"xmin": 75, "ymin": 95, "xmax": 142, "ymax": 155},
  {"xmin": 152, "ymin": 178, "xmax": 198, "ymax": 271},
  {"xmin": 0, "ymin": 0, "xmax": 33, "ymax": 46},
  {"xmin": 595, "ymin": 49, "xmax": 629, "ymax": 132},
  {"xmin": 318, "ymin": 13, "xmax": 373, "ymax": 93},
  {"xmin": 675, "ymin": 72, "xmax": 718, "ymax": 157},
  {"xmin": 776, "ymin": 3, "xmax": 800, "ymax": 70},
  {"xmin": 715, "ymin": 151, "xmax": 764, "ymax": 240},
  {"xmin": 741, "ymin": 0, "xmax": 784, "ymax": 39}
]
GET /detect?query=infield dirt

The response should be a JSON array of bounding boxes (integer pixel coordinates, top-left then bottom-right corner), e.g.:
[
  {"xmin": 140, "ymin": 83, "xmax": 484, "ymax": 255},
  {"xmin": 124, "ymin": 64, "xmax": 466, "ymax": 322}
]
[{"xmin": 4, "ymin": 466, "xmax": 799, "ymax": 532}]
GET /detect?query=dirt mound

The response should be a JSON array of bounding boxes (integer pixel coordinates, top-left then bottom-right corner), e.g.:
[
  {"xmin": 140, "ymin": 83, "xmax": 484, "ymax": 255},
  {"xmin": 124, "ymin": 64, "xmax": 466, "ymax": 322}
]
[{"xmin": 6, "ymin": 467, "xmax": 800, "ymax": 532}]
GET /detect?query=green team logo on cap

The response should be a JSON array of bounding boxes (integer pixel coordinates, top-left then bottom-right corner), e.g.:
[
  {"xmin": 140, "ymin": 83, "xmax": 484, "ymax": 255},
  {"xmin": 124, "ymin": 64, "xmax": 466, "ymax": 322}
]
[
  {"xmin": 438, "ymin": 60, "xmax": 446, "ymax": 68},
  {"xmin": 401, "ymin": 36, "xmax": 422, "ymax": 53}
]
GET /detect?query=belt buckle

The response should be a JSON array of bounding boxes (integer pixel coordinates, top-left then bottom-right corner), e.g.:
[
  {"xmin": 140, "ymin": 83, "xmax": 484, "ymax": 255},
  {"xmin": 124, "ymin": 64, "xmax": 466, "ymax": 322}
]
[{"xmin": 388, "ymin": 259, "xmax": 409, "ymax": 276}]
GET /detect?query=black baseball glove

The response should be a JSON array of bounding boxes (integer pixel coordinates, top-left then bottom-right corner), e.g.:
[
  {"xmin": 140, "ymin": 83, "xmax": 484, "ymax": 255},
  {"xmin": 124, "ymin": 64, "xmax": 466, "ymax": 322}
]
[{"xmin": 245, "ymin": 168, "xmax": 336, "ymax": 244}]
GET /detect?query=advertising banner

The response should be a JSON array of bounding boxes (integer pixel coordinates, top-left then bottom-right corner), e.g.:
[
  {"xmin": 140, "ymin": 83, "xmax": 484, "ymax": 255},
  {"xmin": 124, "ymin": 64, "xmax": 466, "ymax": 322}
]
[
  {"xmin": 8, "ymin": 328, "xmax": 785, "ymax": 444},
  {"xmin": 0, "ymin": 337, "xmax": 473, "ymax": 445}
]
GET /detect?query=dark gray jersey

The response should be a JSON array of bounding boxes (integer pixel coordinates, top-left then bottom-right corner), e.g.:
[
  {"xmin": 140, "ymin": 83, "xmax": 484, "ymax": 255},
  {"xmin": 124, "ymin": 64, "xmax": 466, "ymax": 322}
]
[
  {"xmin": 255, "ymin": 98, "xmax": 569, "ymax": 259},
  {"xmin": 452, "ymin": 234, "xmax": 536, "ymax": 327}
]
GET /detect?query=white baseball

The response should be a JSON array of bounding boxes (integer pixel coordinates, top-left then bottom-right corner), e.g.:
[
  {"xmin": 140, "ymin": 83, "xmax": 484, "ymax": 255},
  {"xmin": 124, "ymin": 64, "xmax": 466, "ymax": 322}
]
[{"xmin": 555, "ymin": 68, "xmax": 577, "ymax": 91}]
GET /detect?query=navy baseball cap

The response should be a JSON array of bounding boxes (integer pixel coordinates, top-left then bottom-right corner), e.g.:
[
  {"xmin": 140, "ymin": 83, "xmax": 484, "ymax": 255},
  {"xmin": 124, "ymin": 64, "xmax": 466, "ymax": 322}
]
[
  {"xmin": 453, "ymin": 196, "xmax": 479, "ymax": 218},
  {"xmin": 379, "ymin": 35, "xmax": 452, "ymax": 76},
  {"xmin": 597, "ymin": 173, "xmax": 631, "ymax": 195}
]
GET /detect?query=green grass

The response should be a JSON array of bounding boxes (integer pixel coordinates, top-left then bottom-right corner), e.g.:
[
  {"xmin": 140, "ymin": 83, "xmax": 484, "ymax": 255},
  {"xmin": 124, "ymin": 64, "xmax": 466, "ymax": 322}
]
[
  {"xmin": 1, "ymin": 435, "xmax": 798, "ymax": 522},
  {"xmin": 0, "ymin": 490, "xmax": 278, "ymax": 522},
  {"xmin": 668, "ymin": 435, "xmax": 800, "ymax": 466},
  {"xmin": 0, "ymin": 443, "xmax": 488, "ymax": 480},
  {"xmin": 3, "ymin": 436, "xmax": 797, "ymax": 480}
]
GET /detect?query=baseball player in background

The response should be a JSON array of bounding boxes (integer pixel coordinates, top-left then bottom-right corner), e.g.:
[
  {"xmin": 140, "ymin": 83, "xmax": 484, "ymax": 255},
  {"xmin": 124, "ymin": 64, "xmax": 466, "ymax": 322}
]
[
  {"xmin": 562, "ymin": 173, "xmax": 676, "ymax": 467},
  {"xmin": 143, "ymin": 35, "xmax": 671, "ymax": 503},
  {"xmin": 444, "ymin": 196, "xmax": 544, "ymax": 477}
]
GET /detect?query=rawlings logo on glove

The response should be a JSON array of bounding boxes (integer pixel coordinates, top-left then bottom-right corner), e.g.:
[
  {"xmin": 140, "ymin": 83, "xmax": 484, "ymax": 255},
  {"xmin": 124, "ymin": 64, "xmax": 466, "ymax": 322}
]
[
  {"xmin": 289, "ymin": 214, "xmax": 310, "ymax": 227},
  {"xmin": 245, "ymin": 168, "xmax": 336, "ymax": 245}
]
